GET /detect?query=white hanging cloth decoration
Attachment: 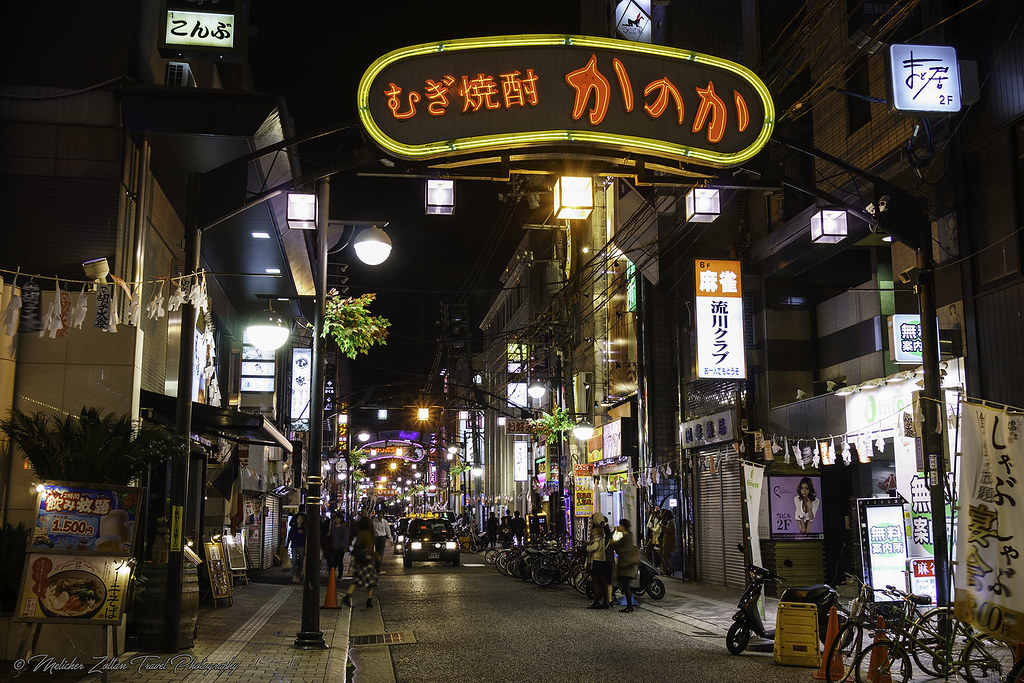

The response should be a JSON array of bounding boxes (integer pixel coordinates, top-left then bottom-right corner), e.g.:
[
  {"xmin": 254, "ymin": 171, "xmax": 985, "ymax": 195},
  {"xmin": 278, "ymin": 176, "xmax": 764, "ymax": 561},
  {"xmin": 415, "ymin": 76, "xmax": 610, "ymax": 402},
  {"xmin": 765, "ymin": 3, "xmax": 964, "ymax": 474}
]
[
  {"xmin": 105, "ymin": 287, "xmax": 119, "ymax": 333},
  {"xmin": 188, "ymin": 273, "xmax": 208, "ymax": 313},
  {"xmin": 841, "ymin": 438, "xmax": 852, "ymax": 466},
  {"xmin": 771, "ymin": 436, "xmax": 782, "ymax": 454},
  {"xmin": 147, "ymin": 280, "xmax": 166, "ymax": 320},
  {"xmin": 1, "ymin": 271, "xmax": 20, "ymax": 337},
  {"xmin": 811, "ymin": 441, "xmax": 820, "ymax": 468},
  {"xmin": 783, "ymin": 437, "xmax": 791, "ymax": 464},
  {"xmin": 71, "ymin": 285, "xmax": 88, "ymax": 329},
  {"xmin": 168, "ymin": 278, "xmax": 186, "ymax": 311},
  {"xmin": 41, "ymin": 280, "xmax": 64, "ymax": 338},
  {"xmin": 791, "ymin": 442, "xmax": 802, "ymax": 466},
  {"xmin": 874, "ymin": 435, "xmax": 886, "ymax": 455},
  {"xmin": 127, "ymin": 285, "xmax": 141, "ymax": 326}
]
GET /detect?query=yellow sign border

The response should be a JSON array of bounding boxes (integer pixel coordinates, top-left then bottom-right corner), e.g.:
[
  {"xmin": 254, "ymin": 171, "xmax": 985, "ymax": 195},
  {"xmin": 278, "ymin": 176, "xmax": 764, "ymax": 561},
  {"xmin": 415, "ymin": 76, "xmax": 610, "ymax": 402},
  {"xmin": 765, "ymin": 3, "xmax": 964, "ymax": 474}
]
[{"xmin": 358, "ymin": 34, "xmax": 775, "ymax": 167}]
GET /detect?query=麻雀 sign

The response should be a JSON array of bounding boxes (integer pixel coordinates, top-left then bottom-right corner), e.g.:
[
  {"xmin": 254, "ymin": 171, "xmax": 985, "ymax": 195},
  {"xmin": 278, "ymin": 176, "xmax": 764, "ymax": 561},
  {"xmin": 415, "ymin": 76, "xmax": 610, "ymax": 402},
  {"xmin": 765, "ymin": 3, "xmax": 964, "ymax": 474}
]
[{"xmin": 694, "ymin": 259, "xmax": 745, "ymax": 379}]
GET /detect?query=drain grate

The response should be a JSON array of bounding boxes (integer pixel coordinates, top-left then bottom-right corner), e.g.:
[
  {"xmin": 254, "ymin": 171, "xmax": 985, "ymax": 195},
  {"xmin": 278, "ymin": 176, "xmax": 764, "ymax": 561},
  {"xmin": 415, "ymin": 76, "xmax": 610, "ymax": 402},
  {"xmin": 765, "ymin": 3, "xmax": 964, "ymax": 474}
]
[{"xmin": 350, "ymin": 632, "xmax": 405, "ymax": 646}]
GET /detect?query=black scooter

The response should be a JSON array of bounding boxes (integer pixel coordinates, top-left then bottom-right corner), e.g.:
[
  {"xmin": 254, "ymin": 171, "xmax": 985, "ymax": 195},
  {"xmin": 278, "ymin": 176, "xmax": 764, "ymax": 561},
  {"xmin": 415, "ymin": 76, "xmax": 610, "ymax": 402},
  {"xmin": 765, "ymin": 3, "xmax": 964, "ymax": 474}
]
[{"xmin": 726, "ymin": 563, "xmax": 840, "ymax": 655}]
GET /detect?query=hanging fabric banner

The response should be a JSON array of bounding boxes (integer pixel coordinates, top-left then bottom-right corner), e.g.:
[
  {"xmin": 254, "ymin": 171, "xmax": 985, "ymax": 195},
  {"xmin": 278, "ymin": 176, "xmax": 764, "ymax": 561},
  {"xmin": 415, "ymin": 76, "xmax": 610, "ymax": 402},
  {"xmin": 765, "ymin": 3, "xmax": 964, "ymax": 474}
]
[
  {"xmin": 742, "ymin": 461, "xmax": 766, "ymax": 618},
  {"xmin": 955, "ymin": 400, "xmax": 1024, "ymax": 642},
  {"xmin": 19, "ymin": 281, "xmax": 42, "ymax": 333},
  {"xmin": 94, "ymin": 284, "xmax": 113, "ymax": 330}
]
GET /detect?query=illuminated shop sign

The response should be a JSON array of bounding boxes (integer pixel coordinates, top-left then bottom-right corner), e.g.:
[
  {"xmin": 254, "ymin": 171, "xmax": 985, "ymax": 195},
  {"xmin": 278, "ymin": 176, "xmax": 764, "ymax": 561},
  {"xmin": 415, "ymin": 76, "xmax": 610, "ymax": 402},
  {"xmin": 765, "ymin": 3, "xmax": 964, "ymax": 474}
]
[
  {"xmin": 615, "ymin": 0, "xmax": 652, "ymax": 43},
  {"xmin": 680, "ymin": 408, "xmax": 735, "ymax": 448},
  {"xmin": 888, "ymin": 44, "xmax": 960, "ymax": 115},
  {"xmin": 513, "ymin": 441, "xmax": 529, "ymax": 482},
  {"xmin": 164, "ymin": 10, "xmax": 234, "ymax": 49},
  {"xmin": 358, "ymin": 35, "xmax": 774, "ymax": 167},
  {"xmin": 859, "ymin": 498, "xmax": 908, "ymax": 594},
  {"xmin": 694, "ymin": 259, "xmax": 745, "ymax": 379}
]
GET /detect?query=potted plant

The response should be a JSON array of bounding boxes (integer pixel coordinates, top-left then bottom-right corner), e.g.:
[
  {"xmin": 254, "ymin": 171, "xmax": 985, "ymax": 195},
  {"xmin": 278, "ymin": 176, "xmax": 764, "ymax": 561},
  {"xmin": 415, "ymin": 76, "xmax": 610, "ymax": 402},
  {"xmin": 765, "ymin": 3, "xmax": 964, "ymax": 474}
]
[{"xmin": 322, "ymin": 290, "xmax": 390, "ymax": 358}]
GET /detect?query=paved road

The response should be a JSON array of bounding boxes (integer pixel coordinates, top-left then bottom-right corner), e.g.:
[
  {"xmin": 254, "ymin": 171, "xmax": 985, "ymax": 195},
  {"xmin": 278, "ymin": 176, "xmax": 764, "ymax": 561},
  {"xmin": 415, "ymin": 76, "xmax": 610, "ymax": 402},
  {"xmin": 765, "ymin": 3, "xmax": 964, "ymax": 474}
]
[{"xmin": 349, "ymin": 554, "xmax": 815, "ymax": 683}]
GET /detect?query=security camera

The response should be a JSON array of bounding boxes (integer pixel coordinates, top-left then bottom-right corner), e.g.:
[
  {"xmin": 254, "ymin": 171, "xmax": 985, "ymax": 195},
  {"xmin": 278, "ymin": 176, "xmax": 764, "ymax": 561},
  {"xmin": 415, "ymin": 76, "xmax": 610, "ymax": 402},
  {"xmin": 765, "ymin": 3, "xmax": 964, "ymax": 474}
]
[
  {"xmin": 898, "ymin": 266, "xmax": 921, "ymax": 285},
  {"xmin": 82, "ymin": 257, "xmax": 110, "ymax": 283}
]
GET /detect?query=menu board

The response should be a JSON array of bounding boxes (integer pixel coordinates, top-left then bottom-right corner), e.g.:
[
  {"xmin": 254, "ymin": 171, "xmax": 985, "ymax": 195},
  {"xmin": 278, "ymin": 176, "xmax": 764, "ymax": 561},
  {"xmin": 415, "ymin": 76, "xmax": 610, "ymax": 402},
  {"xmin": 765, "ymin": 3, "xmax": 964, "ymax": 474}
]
[
  {"xmin": 13, "ymin": 553, "xmax": 133, "ymax": 624},
  {"xmin": 30, "ymin": 482, "xmax": 143, "ymax": 555},
  {"xmin": 204, "ymin": 542, "xmax": 232, "ymax": 603},
  {"xmin": 222, "ymin": 535, "xmax": 246, "ymax": 571}
]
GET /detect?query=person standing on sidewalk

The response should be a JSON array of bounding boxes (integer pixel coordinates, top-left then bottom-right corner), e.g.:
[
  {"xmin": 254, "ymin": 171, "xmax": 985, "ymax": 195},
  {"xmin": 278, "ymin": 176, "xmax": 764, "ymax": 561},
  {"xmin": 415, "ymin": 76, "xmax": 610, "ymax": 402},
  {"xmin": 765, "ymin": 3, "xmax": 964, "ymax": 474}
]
[
  {"xmin": 585, "ymin": 512, "xmax": 613, "ymax": 609},
  {"xmin": 343, "ymin": 515, "xmax": 379, "ymax": 608},
  {"xmin": 328, "ymin": 512, "xmax": 350, "ymax": 576},
  {"xmin": 659, "ymin": 509, "xmax": 676, "ymax": 576},
  {"xmin": 371, "ymin": 511, "xmax": 391, "ymax": 572},
  {"xmin": 286, "ymin": 510, "xmax": 307, "ymax": 583},
  {"xmin": 645, "ymin": 506, "xmax": 662, "ymax": 564},
  {"xmin": 486, "ymin": 511, "xmax": 499, "ymax": 548},
  {"xmin": 610, "ymin": 518, "xmax": 640, "ymax": 613},
  {"xmin": 510, "ymin": 510, "xmax": 527, "ymax": 547}
]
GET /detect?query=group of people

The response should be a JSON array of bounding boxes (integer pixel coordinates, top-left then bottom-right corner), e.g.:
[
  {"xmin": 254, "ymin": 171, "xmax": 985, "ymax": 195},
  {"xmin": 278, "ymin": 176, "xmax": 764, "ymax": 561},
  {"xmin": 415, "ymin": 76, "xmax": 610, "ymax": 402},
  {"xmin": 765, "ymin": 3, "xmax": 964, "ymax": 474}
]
[
  {"xmin": 644, "ymin": 506, "xmax": 677, "ymax": 575},
  {"xmin": 285, "ymin": 506, "xmax": 392, "ymax": 608},
  {"xmin": 585, "ymin": 514, "xmax": 642, "ymax": 613},
  {"xmin": 485, "ymin": 510, "xmax": 527, "ymax": 548}
]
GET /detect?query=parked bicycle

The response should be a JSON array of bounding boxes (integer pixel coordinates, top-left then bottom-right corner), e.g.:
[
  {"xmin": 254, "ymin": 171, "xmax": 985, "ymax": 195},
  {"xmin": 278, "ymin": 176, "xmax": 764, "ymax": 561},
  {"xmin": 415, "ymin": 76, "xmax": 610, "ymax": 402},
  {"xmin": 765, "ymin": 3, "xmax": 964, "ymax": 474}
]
[
  {"xmin": 850, "ymin": 585, "xmax": 1015, "ymax": 683},
  {"xmin": 825, "ymin": 577, "xmax": 916, "ymax": 682}
]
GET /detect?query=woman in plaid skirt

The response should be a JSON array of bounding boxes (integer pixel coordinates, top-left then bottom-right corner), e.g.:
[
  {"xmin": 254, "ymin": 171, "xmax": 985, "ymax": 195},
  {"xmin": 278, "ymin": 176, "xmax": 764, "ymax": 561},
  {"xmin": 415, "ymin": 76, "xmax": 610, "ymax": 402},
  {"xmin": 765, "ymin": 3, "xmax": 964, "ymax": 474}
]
[{"xmin": 342, "ymin": 515, "xmax": 380, "ymax": 608}]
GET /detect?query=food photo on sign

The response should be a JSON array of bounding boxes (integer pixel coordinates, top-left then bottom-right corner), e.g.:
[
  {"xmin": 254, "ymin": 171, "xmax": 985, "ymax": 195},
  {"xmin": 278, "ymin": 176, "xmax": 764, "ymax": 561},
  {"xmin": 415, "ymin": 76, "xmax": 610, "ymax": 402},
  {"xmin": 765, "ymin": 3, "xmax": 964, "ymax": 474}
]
[
  {"xmin": 769, "ymin": 475, "xmax": 824, "ymax": 539},
  {"xmin": 14, "ymin": 553, "xmax": 133, "ymax": 624}
]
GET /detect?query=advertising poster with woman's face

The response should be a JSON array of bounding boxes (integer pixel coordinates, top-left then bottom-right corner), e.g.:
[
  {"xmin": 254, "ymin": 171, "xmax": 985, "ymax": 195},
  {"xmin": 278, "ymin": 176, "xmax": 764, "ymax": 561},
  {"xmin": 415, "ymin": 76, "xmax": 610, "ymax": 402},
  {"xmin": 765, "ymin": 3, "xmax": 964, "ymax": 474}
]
[{"xmin": 769, "ymin": 475, "xmax": 824, "ymax": 539}]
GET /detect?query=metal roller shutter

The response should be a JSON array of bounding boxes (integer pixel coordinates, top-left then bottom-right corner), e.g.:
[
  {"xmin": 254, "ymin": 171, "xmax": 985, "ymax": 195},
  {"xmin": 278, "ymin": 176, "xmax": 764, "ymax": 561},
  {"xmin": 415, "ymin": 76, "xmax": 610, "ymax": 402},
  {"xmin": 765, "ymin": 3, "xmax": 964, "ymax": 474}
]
[
  {"xmin": 263, "ymin": 496, "xmax": 279, "ymax": 570},
  {"xmin": 696, "ymin": 446, "xmax": 746, "ymax": 588},
  {"xmin": 720, "ymin": 455, "xmax": 747, "ymax": 589}
]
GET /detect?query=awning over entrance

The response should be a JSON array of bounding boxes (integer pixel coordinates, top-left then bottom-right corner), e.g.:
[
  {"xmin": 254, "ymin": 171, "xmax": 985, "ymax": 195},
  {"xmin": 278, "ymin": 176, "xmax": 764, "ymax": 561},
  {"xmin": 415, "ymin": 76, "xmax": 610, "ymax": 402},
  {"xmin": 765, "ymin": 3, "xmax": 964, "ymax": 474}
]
[{"xmin": 141, "ymin": 390, "xmax": 292, "ymax": 453}]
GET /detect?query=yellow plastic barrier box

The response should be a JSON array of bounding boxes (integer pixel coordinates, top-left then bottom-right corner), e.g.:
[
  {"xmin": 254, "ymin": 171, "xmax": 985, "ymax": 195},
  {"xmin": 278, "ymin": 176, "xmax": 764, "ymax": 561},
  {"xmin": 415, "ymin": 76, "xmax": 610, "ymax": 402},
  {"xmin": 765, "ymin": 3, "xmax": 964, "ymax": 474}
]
[{"xmin": 772, "ymin": 602, "xmax": 820, "ymax": 668}]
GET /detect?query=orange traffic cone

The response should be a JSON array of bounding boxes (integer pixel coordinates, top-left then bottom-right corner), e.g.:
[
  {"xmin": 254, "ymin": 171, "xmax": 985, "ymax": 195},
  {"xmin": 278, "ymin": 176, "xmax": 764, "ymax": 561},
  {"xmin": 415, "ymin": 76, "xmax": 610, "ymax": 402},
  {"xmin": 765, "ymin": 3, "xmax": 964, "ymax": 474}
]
[
  {"xmin": 321, "ymin": 567, "xmax": 340, "ymax": 609},
  {"xmin": 813, "ymin": 605, "xmax": 845, "ymax": 680},
  {"xmin": 865, "ymin": 615, "xmax": 892, "ymax": 683}
]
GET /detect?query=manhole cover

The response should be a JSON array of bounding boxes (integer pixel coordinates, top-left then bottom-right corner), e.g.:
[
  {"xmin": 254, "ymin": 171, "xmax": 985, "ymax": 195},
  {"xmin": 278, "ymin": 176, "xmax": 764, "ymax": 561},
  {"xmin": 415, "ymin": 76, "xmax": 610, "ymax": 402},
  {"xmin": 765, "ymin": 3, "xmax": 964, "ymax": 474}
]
[{"xmin": 350, "ymin": 632, "xmax": 405, "ymax": 646}]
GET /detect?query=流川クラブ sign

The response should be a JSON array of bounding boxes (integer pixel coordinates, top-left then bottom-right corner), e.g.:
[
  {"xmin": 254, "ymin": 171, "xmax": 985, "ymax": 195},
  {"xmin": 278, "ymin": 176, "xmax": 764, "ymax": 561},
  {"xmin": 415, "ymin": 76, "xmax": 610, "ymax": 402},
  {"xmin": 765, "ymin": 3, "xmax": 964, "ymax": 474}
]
[{"xmin": 358, "ymin": 35, "xmax": 774, "ymax": 167}]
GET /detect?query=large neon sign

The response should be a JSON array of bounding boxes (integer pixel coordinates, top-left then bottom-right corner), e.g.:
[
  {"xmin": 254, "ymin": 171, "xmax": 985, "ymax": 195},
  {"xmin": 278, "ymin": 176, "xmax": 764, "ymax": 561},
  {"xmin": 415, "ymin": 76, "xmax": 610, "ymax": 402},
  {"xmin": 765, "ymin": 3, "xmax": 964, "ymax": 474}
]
[{"xmin": 358, "ymin": 35, "xmax": 774, "ymax": 167}]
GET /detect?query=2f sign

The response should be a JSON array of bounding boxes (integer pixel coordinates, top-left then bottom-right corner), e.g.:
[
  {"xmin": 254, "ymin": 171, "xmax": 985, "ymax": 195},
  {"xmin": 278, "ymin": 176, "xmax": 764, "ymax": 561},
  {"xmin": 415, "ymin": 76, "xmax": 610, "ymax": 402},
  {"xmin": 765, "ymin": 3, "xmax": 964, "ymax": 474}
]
[{"xmin": 888, "ymin": 44, "xmax": 961, "ymax": 115}]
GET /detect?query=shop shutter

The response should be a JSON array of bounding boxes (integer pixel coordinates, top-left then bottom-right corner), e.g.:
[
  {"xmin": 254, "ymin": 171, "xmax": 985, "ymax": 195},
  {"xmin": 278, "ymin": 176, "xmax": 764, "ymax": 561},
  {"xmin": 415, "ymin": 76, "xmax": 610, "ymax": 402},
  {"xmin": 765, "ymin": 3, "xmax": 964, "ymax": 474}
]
[
  {"xmin": 696, "ymin": 446, "xmax": 746, "ymax": 588},
  {"xmin": 262, "ymin": 495, "xmax": 279, "ymax": 570},
  {"xmin": 696, "ymin": 451, "xmax": 724, "ymax": 583}
]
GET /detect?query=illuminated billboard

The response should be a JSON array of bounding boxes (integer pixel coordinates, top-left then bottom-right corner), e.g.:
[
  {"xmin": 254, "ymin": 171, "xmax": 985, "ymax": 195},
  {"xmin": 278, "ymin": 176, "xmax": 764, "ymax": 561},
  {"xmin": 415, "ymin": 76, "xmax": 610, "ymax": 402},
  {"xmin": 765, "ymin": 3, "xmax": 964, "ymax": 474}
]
[{"xmin": 358, "ymin": 35, "xmax": 774, "ymax": 167}]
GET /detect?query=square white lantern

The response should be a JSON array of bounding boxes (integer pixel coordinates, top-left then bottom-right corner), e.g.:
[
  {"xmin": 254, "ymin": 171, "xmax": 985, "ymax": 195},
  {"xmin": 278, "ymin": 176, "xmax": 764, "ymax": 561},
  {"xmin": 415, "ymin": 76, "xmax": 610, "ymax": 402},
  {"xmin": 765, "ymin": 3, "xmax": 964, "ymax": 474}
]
[
  {"xmin": 553, "ymin": 176, "xmax": 593, "ymax": 220},
  {"xmin": 685, "ymin": 187, "xmax": 720, "ymax": 222},
  {"xmin": 426, "ymin": 179, "xmax": 455, "ymax": 215},
  {"xmin": 810, "ymin": 209, "xmax": 849, "ymax": 244},
  {"xmin": 417, "ymin": 407, "xmax": 430, "ymax": 420},
  {"xmin": 286, "ymin": 192, "xmax": 317, "ymax": 230}
]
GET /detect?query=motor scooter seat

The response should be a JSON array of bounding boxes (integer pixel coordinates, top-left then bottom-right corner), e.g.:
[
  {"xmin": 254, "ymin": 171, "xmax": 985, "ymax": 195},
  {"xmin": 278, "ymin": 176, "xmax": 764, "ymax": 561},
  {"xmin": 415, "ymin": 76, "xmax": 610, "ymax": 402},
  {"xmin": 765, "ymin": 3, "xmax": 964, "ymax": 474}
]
[{"xmin": 779, "ymin": 584, "xmax": 832, "ymax": 602}]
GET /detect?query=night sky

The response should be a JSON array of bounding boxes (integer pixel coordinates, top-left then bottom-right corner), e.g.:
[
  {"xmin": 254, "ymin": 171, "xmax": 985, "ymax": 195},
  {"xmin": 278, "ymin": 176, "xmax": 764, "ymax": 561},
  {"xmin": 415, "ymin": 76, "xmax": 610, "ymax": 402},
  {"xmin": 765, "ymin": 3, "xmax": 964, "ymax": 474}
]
[{"xmin": 248, "ymin": 1, "xmax": 581, "ymax": 398}]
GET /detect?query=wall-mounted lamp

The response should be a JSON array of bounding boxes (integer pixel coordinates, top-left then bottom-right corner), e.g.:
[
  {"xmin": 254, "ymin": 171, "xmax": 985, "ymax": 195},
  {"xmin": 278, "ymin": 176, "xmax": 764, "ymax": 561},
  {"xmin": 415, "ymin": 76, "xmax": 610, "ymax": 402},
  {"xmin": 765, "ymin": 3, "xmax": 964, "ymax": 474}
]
[
  {"xmin": 245, "ymin": 304, "xmax": 290, "ymax": 351},
  {"xmin": 810, "ymin": 208, "xmax": 848, "ymax": 244},
  {"xmin": 82, "ymin": 257, "xmax": 110, "ymax": 284},
  {"xmin": 553, "ymin": 176, "xmax": 593, "ymax": 220},
  {"xmin": 357, "ymin": 431, "xmax": 370, "ymax": 442},
  {"xmin": 572, "ymin": 419, "xmax": 595, "ymax": 441},
  {"xmin": 353, "ymin": 225, "xmax": 392, "ymax": 265},
  {"xmin": 377, "ymin": 409, "xmax": 388, "ymax": 420},
  {"xmin": 685, "ymin": 187, "xmax": 720, "ymax": 223},
  {"xmin": 425, "ymin": 179, "xmax": 455, "ymax": 215},
  {"xmin": 286, "ymin": 192, "xmax": 317, "ymax": 230},
  {"xmin": 417, "ymin": 408, "xmax": 430, "ymax": 421}
]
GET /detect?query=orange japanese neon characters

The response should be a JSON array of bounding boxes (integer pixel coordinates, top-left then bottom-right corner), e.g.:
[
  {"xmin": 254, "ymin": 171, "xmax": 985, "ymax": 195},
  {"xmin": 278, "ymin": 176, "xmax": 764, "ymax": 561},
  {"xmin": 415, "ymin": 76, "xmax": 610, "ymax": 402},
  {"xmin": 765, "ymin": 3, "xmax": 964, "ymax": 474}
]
[
  {"xmin": 358, "ymin": 35, "xmax": 775, "ymax": 167},
  {"xmin": 692, "ymin": 81, "xmax": 727, "ymax": 143},
  {"xmin": 566, "ymin": 54, "xmax": 611, "ymax": 125}
]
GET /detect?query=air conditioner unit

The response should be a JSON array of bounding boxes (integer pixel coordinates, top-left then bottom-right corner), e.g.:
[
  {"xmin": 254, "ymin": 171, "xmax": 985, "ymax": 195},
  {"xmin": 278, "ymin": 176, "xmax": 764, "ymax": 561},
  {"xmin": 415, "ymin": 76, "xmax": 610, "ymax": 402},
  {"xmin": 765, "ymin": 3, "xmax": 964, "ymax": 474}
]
[{"xmin": 166, "ymin": 61, "xmax": 196, "ymax": 88}]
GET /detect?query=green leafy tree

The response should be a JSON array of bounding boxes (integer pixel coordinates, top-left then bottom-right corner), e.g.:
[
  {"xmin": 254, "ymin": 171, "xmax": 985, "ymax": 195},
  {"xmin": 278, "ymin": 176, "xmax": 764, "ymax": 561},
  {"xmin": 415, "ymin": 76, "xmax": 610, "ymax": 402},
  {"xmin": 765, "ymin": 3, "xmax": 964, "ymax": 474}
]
[
  {"xmin": 323, "ymin": 291, "xmax": 390, "ymax": 359},
  {"xmin": 531, "ymin": 407, "xmax": 575, "ymax": 440}
]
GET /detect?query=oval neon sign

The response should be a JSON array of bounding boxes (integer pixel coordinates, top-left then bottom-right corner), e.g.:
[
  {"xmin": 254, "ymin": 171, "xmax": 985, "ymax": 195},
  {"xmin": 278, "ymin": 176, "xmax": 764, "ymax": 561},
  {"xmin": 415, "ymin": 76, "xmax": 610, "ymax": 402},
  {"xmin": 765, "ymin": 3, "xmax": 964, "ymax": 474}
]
[{"xmin": 358, "ymin": 34, "xmax": 774, "ymax": 167}]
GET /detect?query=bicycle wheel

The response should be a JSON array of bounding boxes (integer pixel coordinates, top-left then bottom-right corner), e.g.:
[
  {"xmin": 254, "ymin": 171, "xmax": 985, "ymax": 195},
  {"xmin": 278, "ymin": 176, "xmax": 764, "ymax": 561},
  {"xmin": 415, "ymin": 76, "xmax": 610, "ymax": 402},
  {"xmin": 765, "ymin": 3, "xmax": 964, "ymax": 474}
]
[
  {"xmin": 910, "ymin": 606, "xmax": 971, "ymax": 677},
  {"xmin": 484, "ymin": 547, "xmax": 499, "ymax": 565},
  {"xmin": 570, "ymin": 567, "xmax": 590, "ymax": 594},
  {"xmin": 960, "ymin": 636, "xmax": 1015, "ymax": 683},
  {"xmin": 531, "ymin": 557, "xmax": 556, "ymax": 587},
  {"xmin": 853, "ymin": 641, "xmax": 912, "ymax": 683},
  {"xmin": 825, "ymin": 621, "xmax": 864, "ymax": 683}
]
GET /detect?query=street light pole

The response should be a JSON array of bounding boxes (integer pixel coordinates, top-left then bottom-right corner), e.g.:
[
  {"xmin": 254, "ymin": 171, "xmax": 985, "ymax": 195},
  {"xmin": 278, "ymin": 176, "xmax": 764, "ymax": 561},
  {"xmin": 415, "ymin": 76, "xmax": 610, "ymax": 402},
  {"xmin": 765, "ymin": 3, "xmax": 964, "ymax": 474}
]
[{"xmin": 294, "ymin": 177, "xmax": 329, "ymax": 649}]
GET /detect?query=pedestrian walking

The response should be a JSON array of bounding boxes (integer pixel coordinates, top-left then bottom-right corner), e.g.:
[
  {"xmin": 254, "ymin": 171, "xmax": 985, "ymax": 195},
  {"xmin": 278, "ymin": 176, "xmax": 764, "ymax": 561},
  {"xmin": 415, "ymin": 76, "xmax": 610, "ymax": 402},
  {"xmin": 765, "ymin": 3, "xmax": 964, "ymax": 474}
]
[
  {"xmin": 585, "ymin": 512, "xmax": 613, "ymax": 609},
  {"xmin": 659, "ymin": 509, "xmax": 676, "ymax": 576},
  {"xmin": 371, "ymin": 511, "xmax": 391, "ymax": 572},
  {"xmin": 286, "ymin": 510, "xmax": 307, "ymax": 583},
  {"xmin": 610, "ymin": 518, "xmax": 640, "ymax": 613},
  {"xmin": 342, "ymin": 515, "xmax": 379, "ymax": 608},
  {"xmin": 645, "ymin": 506, "xmax": 662, "ymax": 563},
  {"xmin": 510, "ymin": 510, "xmax": 527, "ymax": 546},
  {"xmin": 328, "ymin": 512, "xmax": 350, "ymax": 575},
  {"xmin": 499, "ymin": 513, "xmax": 512, "ymax": 549},
  {"xmin": 486, "ymin": 511, "xmax": 499, "ymax": 548}
]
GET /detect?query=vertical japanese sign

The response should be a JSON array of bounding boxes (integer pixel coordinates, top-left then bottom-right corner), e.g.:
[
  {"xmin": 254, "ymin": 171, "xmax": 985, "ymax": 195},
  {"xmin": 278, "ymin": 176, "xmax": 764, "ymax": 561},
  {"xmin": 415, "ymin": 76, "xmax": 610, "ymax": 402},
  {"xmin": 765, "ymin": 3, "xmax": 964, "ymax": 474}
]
[
  {"xmin": 859, "ymin": 499, "xmax": 909, "ymax": 593},
  {"xmin": 574, "ymin": 464, "xmax": 595, "ymax": 517},
  {"xmin": 888, "ymin": 44, "xmax": 961, "ymax": 115},
  {"xmin": 955, "ymin": 401, "xmax": 1024, "ymax": 642},
  {"xmin": 694, "ymin": 259, "xmax": 745, "ymax": 379},
  {"xmin": 513, "ymin": 441, "xmax": 529, "ymax": 482},
  {"xmin": 742, "ymin": 462, "xmax": 766, "ymax": 618}
]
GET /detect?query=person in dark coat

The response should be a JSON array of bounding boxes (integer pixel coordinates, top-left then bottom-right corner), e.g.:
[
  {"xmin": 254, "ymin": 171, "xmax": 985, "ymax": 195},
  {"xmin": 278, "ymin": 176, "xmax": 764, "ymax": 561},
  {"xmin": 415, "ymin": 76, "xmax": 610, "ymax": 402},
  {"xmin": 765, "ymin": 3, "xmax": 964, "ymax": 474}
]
[
  {"xmin": 342, "ymin": 515, "xmax": 379, "ymax": 608},
  {"xmin": 610, "ymin": 518, "xmax": 640, "ymax": 613},
  {"xmin": 659, "ymin": 509, "xmax": 677, "ymax": 576},
  {"xmin": 328, "ymin": 513, "xmax": 350, "ymax": 574},
  {"xmin": 499, "ymin": 514, "xmax": 512, "ymax": 548},
  {"xmin": 286, "ymin": 511, "xmax": 307, "ymax": 583},
  {"xmin": 585, "ymin": 512, "xmax": 613, "ymax": 609},
  {"xmin": 486, "ymin": 512, "xmax": 499, "ymax": 548},
  {"xmin": 509, "ymin": 510, "xmax": 527, "ymax": 546}
]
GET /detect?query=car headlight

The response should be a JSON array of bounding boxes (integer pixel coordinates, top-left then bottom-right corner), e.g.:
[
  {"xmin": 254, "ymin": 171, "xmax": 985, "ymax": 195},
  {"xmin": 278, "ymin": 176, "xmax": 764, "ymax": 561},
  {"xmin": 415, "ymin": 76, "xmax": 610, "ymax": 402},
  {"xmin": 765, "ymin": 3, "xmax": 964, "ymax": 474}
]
[
  {"xmin": 444, "ymin": 541, "xmax": 457, "ymax": 550},
  {"xmin": 411, "ymin": 541, "xmax": 422, "ymax": 550}
]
